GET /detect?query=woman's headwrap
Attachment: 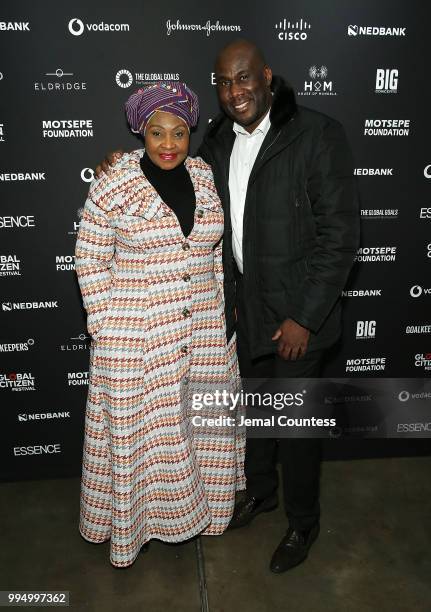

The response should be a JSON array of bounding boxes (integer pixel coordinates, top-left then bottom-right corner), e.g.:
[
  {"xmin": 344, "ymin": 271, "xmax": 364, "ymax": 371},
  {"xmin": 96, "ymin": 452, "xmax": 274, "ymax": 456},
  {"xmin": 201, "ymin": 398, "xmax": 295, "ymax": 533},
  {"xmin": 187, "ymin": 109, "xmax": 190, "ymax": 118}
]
[{"xmin": 125, "ymin": 81, "xmax": 199, "ymax": 134}]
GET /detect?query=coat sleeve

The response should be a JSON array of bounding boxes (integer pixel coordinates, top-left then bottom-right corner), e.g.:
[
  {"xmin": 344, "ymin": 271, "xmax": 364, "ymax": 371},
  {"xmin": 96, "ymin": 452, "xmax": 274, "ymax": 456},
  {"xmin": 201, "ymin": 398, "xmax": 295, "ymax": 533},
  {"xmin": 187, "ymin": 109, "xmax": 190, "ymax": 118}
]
[
  {"xmin": 75, "ymin": 195, "xmax": 115, "ymax": 337},
  {"xmin": 287, "ymin": 119, "xmax": 360, "ymax": 333}
]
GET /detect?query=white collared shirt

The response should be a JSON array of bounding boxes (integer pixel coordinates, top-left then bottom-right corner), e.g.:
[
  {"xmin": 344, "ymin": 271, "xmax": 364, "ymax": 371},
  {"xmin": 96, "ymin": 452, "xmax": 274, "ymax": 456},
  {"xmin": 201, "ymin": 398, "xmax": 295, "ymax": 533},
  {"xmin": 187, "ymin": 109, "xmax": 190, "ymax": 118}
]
[{"xmin": 229, "ymin": 109, "xmax": 271, "ymax": 273}]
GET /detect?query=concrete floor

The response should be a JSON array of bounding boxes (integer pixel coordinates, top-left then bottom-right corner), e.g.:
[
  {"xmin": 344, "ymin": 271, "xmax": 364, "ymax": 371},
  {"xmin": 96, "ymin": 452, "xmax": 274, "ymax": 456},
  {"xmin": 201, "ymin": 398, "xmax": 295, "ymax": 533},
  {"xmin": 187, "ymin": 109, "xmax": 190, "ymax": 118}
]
[{"xmin": 1, "ymin": 456, "xmax": 430, "ymax": 612}]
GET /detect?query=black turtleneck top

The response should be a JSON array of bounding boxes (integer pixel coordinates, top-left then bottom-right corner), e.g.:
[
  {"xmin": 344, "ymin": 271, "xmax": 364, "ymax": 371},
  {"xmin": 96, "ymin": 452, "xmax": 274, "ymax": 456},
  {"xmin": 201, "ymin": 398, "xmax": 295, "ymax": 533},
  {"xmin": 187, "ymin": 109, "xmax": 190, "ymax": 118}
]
[{"xmin": 140, "ymin": 152, "xmax": 196, "ymax": 237}]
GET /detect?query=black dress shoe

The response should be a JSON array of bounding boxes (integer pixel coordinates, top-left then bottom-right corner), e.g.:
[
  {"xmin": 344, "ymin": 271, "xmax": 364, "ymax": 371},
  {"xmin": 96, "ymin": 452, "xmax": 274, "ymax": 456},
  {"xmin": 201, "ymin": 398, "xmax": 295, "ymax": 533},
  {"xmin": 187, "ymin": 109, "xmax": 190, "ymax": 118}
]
[
  {"xmin": 270, "ymin": 524, "xmax": 320, "ymax": 573},
  {"xmin": 228, "ymin": 494, "xmax": 278, "ymax": 530}
]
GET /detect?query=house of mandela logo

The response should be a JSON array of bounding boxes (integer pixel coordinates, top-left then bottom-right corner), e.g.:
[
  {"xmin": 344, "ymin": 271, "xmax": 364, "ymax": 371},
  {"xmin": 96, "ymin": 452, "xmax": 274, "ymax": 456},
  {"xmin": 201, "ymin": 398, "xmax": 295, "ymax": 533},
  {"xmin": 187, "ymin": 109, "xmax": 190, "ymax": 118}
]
[{"xmin": 298, "ymin": 66, "xmax": 337, "ymax": 96}]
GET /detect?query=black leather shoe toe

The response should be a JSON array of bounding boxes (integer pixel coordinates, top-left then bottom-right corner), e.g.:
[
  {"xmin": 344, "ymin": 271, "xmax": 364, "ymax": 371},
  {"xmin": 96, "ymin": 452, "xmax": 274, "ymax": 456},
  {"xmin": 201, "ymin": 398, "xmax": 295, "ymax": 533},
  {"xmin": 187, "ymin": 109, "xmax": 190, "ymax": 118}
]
[
  {"xmin": 228, "ymin": 494, "xmax": 278, "ymax": 530},
  {"xmin": 270, "ymin": 524, "xmax": 320, "ymax": 573}
]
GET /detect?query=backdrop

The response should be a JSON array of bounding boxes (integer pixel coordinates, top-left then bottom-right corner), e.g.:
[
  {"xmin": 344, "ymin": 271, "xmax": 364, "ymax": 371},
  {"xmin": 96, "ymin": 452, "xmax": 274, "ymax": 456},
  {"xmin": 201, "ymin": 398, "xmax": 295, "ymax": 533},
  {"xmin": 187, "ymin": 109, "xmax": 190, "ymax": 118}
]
[{"xmin": 1, "ymin": 0, "xmax": 430, "ymax": 480}]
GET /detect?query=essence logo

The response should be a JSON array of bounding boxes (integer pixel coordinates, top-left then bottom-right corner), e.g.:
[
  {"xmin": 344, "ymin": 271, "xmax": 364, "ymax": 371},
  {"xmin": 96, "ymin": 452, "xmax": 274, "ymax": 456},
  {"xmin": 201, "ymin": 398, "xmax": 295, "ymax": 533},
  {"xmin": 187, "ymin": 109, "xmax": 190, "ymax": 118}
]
[
  {"xmin": 275, "ymin": 18, "xmax": 311, "ymax": 41},
  {"xmin": 375, "ymin": 69, "xmax": 398, "ymax": 94},
  {"xmin": 356, "ymin": 320, "xmax": 376, "ymax": 340}
]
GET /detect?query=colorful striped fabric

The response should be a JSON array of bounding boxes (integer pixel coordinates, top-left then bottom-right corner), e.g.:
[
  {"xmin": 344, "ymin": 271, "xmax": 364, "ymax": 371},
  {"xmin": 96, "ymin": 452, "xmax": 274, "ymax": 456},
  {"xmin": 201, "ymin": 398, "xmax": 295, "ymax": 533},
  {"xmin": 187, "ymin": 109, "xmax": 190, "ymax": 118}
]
[{"xmin": 75, "ymin": 150, "xmax": 245, "ymax": 568}]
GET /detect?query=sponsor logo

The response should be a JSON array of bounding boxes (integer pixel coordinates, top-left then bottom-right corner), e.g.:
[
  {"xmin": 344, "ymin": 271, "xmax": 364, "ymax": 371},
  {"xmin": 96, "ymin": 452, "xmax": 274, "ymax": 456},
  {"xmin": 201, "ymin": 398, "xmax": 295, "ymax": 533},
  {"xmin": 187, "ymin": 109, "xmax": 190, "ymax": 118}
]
[
  {"xmin": 0, "ymin": 338, "xmax": 34, "ymax": 352},
  {"xmin": 42, "ymin": 119, "xmax": 93, "ymax": 138},
  {"xmin": 60, "ymin": 333, "xmax": 90, "ymax": 352},
  {"xmin": 0, "ymin": 123, "xmax": 5, "ymax": 142},
  {"xmin": 0, "ymin": 254, "xmax": 21, "ymax": 277},
  {"xmin": 18, "ymin": 412, "xmax": 70, "ymax": 422},
  {"xmin": 68, "ymin": 208, "xmax": 83, "ymax": 236},
  {"xmin": 405, "ymin": 325, "xmax": 431, "ymax": 334},
  {"xmin": 324, "ymin": 394, "xmax": 372, "ymax": 405},
  {"xmin": 427, "ymin": 243, "xmax": 431, "ymax": 259},
  {"xmin": 68, "ymin": 18, "xmax": 130, "ymax": 36},
  {"xmin": 275, "ymin": 18, "xmax": 311, "ymax": 41},
  {"xmin": 424, "ymin": 165, "xmax": 431, "ymax": 179},
  {"xmin": 354, "ymin": 168, "xmax": 393, "ymax": 176},
  {"xmin": 166, "ymin": 19, "xmax": 241, "ymax": 36},
  {"xmin": 355, "ymin": 247, "xmax": 396, "ymax": 262},
  {"xmin": 81, "ymin": 168, "xmax": 95, "ymax": 183},
  {"xmin": 364, "ymin": 119, "xmax": 410, "ymax": 136},
  {"xmin": 419, "ymin": 207, "xmax": 431, "ymax": 219},
  {"xmin": 361, "ymin": 209, "xmax": 398, "ymax": 219},
  {"xmin": 397, "ymin": 422, "xmax": 431, "ymax": 433},
  {"xmin": 345, "ymin": 357, "xmax": 386, "ymax": 372},
  {"xmin": 347, "ymin": 25, "xmax": 406, "ymax": 37},
  {"xmin": 375, "ymin": 69, "xmax": 398, "ymax": 94},
  {"xmin": 398, "ymin": 390, "xmax": 431, "ymax": 402},
  {"xmin": 0, "ymin": 22, "xmax": 30, "ymax": 31},
  {"xmin": 342, "ymin": 289, "xmax": 382, "ymax": 297},
  {"xmin": 0, "ymin": 372, "xmax": 35, "ymax": 391},
  {"xmin": 356, "ymin": 320, "xmax": 376, "ymax": 340},
  {"xmin": 0, "ymin": 172, "xmax": 45, "ymax": 182},
  {"xmin": 298, "ymin": 65, "xmax": 337, "ymax": 97},
  {"xmin": 13, "ymin": 444, "xmax": 61, "ymax": 456},
  {"xmin": 2, "ymin": 301, "xmax": 58, "ymax": 312},
  {"xmin": 0, "ymin": 215, "xmax": 35, "ymax": 229},
  {"xmin": 67, "ymin": 371, "xmax": 89, "ymax": 386},
  {"xmin": 55, "ymin": 255, "xmax": 75, "ymax": 271},
  {"xmin": 410, "ymin": 285, "xmax": 431, "ymax": 298},
  {"xmin": 115, "ymin": 69, "xmax": 180, "ymax": 88},
  {"xmin": 415, "ymin": 353, "xmax": 431, "ymax": 371},
  {"xmin": 34, "ymin": 68, "xmax": 87, "ymax": 92}
]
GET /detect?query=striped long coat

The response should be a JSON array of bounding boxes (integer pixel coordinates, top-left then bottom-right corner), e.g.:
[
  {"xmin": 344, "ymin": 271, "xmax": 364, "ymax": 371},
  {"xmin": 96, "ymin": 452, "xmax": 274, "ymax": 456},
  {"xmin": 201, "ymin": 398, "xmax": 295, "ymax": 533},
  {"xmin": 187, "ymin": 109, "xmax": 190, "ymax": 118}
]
[{"xmin": 75, "ymin": 151, "xmax": 245, "ymax": 568}]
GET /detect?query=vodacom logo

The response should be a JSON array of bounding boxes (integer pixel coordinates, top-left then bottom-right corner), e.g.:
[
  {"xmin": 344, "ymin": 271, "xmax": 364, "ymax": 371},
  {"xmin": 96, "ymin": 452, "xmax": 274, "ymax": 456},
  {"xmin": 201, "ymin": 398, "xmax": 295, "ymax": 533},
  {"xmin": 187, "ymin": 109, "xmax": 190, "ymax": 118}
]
[
  {"xmin": 81, "ymin": 168, "xmax": 95, "ymax": 183},
  {"xmin": 68, "ymin": 18, "xmax": 84, "ymax": 36},
  {"xmin": 424, "ymin": 165, "xmax": 431, "ymax": 179}
]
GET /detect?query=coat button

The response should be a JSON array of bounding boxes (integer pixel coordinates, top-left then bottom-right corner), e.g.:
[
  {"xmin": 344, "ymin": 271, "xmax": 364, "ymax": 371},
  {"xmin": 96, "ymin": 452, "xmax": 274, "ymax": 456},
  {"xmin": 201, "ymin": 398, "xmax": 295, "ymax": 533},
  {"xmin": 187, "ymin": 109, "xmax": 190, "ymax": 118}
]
[
  {"xmin": 182, "ymin": 307, "xmax": 191, "ymax": 318},
  {"xmin": 196, "ymin": 209, "xmax": 204, "ymax": 218},
  {"xmin": 182, "ymin": 241, "xmax": 190, "ymax": 251},
  {"xmin": 182, "ymin": 273, "xmax": 191, "ymax": 282}
]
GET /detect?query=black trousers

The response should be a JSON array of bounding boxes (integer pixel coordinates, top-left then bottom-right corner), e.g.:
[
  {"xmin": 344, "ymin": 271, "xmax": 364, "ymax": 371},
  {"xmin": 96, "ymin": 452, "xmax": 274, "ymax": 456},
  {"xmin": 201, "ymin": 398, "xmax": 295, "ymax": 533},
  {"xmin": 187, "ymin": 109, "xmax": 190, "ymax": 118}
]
[{"xmin": 235, "ymin": 270, "xmax": 323, "ymax": 531}]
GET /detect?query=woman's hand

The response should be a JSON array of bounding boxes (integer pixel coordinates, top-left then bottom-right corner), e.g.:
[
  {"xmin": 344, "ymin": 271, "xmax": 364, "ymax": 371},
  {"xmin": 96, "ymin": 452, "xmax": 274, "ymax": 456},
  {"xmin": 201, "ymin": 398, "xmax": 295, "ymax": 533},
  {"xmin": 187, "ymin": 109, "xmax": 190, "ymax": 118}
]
[{"xmin": 95, "ymin": 149, "xmax": 125, "ymax": 178}]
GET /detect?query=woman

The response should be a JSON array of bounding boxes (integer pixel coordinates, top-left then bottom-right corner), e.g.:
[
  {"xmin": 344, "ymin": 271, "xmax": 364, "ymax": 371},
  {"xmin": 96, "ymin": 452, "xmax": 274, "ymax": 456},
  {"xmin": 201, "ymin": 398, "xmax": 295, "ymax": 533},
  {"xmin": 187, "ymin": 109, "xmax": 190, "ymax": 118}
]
[{"xmin": 75, "ymin": 82, "xmax": 245, "ymax": 568}]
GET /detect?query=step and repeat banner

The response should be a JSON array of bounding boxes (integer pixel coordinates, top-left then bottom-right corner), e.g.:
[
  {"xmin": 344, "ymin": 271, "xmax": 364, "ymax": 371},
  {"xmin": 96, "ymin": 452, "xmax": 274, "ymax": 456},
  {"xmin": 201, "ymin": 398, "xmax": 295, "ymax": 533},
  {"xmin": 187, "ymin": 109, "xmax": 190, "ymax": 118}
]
[{"xmin": 1, "ymin": 0, "xmax": 430, "ymax": 479}]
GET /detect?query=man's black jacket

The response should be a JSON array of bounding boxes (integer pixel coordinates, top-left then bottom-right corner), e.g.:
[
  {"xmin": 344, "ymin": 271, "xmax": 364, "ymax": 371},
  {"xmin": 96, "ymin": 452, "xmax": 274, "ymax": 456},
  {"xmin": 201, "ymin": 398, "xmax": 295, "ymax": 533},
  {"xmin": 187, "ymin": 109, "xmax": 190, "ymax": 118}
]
[{"xmin": 197, "ymin": 76, "xmax": 360, "ymax": 359}]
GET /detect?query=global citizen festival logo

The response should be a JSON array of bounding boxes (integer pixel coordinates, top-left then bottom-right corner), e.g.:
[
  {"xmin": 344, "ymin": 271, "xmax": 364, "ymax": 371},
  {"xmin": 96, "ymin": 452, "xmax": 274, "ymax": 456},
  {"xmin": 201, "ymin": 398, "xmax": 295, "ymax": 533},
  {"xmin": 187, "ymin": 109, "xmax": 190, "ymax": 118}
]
[
  {"xmin": 375, "ymin": 69, "xmax": 398, "ymax": 94},
  {"xmin": 34, "ymin": 68, "xmax": 87, "ymax": 92},
  {"xmin": 42, "ymin": 120, "xmax": 93, "ymax": 138},
  {"xmin": 356, "ymin": 320, "xmax": 376, "ymax": 340},
  {"xmin": 364, "ymin": 119, "xmax": 410, "ymax": 136},
  {"xmin": 347, "ymin": 24, "xmax": 406, "ymax": 37},
  {"xmin": 0, "ymin": 338, "xmax": 34, "ymax": 353},
  {"xmin": 275, "ymin": 18, "xmax": 311, "ymax": 41},
  {"xmin": 414, "ymin": 353, "xmax": 431, "ymax": 371},
  {"xmin": 0, "ymin": 254, "xmax": 21, "ymax": 276},
  {"xmin": 298, "ymin": 66, "xmax": 337, "ymax": 97},
  {"xmin": 410, "ymin": 285, "xmax": 431, "ymax": 298},
  {"xmin": 115, "ymin": 69, "xmax": 180, "ymax": 89},
  {"xmin": 166, "ymin": 19, "xmax": 241, "ymax": 37},
  {"xmin": 0, "ymin": 372, "xmax": 35, "ymax": 391},
  {"xmin": 68, "ymin": 18, "xmax": 130, "ymax": 36}
]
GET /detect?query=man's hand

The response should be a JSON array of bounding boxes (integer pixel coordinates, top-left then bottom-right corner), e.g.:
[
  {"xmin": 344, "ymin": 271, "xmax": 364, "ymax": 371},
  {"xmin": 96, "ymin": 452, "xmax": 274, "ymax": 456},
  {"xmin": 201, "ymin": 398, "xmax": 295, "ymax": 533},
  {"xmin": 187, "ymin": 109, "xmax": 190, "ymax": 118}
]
[
  {"xmin": 95, "ymin": 149, "xmax": 125, "ymax": 178},
  {"xmin": 272, "ymin": 318, "xmax": 310, "ymax": 361}
]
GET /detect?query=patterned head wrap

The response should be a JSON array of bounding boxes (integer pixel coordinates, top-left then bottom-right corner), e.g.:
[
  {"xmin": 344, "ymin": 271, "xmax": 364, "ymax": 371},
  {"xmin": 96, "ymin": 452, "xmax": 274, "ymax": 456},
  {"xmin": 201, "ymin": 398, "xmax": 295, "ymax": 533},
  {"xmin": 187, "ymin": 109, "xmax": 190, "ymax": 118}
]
[{"xmin": 125, "ymin": 81, "xmax": 199, "ymax": 134}]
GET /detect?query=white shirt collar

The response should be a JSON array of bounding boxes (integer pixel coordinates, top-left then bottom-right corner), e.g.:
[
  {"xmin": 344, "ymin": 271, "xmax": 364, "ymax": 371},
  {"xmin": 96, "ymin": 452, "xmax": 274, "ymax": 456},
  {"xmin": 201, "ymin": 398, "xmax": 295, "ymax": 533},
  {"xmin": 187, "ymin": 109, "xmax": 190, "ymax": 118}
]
[{"xmin": 233, "ymin": 107, "xmax": 271, "ymax": 137}]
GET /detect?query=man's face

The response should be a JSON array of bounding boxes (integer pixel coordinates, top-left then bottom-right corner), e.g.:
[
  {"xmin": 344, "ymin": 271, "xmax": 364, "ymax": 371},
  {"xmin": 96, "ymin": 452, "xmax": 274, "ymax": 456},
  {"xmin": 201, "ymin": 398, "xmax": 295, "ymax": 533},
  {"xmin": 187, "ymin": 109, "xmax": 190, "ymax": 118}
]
[{"xmin": 215, "ymin": 49, "xmax": 272, "ymax": 133}]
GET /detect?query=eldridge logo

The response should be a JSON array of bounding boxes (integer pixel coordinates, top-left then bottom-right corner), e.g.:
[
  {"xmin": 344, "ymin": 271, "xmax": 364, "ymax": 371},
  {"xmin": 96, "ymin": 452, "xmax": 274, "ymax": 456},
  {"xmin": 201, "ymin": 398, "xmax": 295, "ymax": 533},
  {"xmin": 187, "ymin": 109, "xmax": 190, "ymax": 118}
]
[
  {"xmin": 115, "ymin": 69, "xmax": 180, "ymax": 89},
  {"xmin": 0, "ymin": 338, "xmax": 34, "ymax": 353},
  {"xmin": 0, "ymin": 216, "xmax": 35, "ymax": 229},
  {"xmin": 18, "ymin": 411, "xmax": 70, "ymax": 422},
  {"xmin": 342, "ymin": 289, "xmax": 382, "ymax": 297},
  {"xmin": 275, "ymin": 18, "xmax": 311, "ymax": 41},
  {"xmin": 42, "ymin": 120, "xmax": 93, "ymax": 138},
  {"xmin": 410, "ymin": 285, "xmax": 431, "ymax": 298},
  {"xmin": 68, "ymin": 371, "xmax": 89, "ymax": 386},
  {"xmin": 0, "ymin": 22, "xmax": 30, "ymax": 31},
  {"xmin": 0, "ymin": 254, "xmax": 21, "ymax": 277},
  {"xmin": 13, "ymin": 444, "xmax": 61, "ymax": 456},
  {"xmin": 298, "ymin": 65, "xmax": 337, "ymax": 97},
  {"xmin": 347, "ymin": 24, "xmax": 406, "ymax": 37},
  {"xmin": 364, "ymin": 119, "xmax": 410, "ymax": 136},
  {"xmin": 356, "ymin": 320, "xmax": 376, "ymax": 340},
  {"xmin": 0, "ymin": 372, "xmax": 35, "ymax": 391},
  {"xmin": 0, "ymin": 172, "xmax": 45, "ymax": 182},
  {"xmin": 414, "ymin": 353, "xmax": 431, "ymax": 371},
  {"xmin": 375, "ymin": 69, "xmax": 398, "ymax": 94},
  {"xmin": 56, "ymin": 255, "xmax": 75, "ymax": 271},
  {"xmin": 81, "ymin": 168, "xmax": 95, "ymax": 183},
  {"xmin": 355, "ymin": 247, "xmax": 396, "ymax": 262},
  {"xmin": 34, "ymin": 68, "xmax": 87, "ymax": 92},
  {"xmin": 60, "ymin": 333, "xmax": 90, "ymax": 352},
  {"xmin": 68, "ymin": 18, "xmax": 130, "ymax": 36},
  {"xmin": 2, "ymin": 301, "xmax": 58, "ymax": 312},
  {"xmin": 345, "ymin": 357, "xmax": 386, "ymax": 372}
]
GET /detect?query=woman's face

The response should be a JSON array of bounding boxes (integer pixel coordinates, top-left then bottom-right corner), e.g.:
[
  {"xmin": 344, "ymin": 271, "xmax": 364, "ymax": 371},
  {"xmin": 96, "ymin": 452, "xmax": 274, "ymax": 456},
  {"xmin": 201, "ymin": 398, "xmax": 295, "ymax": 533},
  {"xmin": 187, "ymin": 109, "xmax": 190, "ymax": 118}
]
[{"xmin": 144, "ymin": 111, "xmax": 189, "ymax": 170}]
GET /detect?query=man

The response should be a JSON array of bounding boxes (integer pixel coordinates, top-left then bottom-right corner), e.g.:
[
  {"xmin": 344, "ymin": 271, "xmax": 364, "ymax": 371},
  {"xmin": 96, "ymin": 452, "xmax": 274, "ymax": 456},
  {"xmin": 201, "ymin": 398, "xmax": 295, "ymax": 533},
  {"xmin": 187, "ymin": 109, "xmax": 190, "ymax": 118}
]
[{"xmin": 97, "ymin": 39, "xmax": 359, "ymax": 574}]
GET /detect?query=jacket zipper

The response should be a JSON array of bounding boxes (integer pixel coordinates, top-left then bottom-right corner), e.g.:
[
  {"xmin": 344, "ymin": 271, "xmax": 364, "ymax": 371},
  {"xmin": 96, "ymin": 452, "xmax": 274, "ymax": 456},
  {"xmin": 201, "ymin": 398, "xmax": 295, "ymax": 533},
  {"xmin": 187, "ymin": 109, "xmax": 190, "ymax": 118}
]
[{"xmin": 257, "ymin": 129, "xmax": 282, "ymax": 163}]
